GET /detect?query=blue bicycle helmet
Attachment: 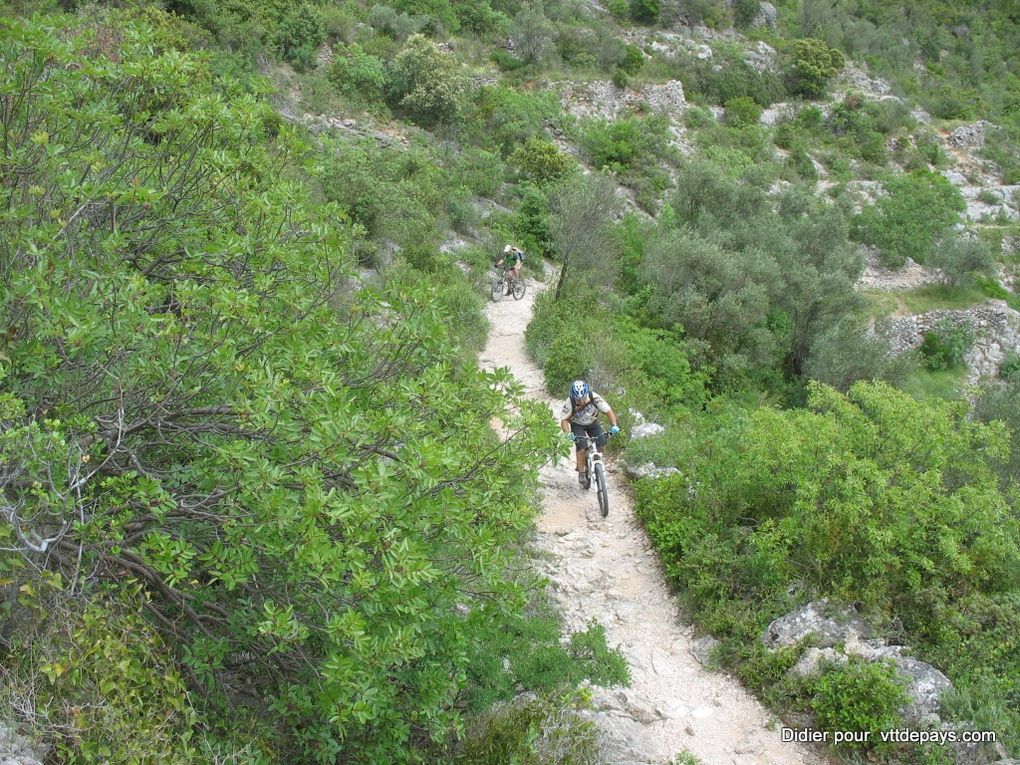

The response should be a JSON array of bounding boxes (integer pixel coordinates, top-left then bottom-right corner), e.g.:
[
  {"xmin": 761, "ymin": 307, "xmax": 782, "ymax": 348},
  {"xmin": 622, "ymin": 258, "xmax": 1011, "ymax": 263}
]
[{"xmin": 570, "ymin": 380, "xmax": 590, "ymax": 402}]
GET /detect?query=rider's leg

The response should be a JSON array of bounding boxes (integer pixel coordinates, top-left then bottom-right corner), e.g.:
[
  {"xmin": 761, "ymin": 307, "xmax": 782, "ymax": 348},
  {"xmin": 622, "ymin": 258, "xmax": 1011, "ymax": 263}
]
[{"xmin": 571, "ymin": 424, "xmax": 588, "ymax": 481}]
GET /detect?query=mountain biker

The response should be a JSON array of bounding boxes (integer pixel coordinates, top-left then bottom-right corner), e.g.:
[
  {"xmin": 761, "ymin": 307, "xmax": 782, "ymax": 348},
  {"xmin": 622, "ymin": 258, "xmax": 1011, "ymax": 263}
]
[
  {"xmin": 494, "ymin": 244, "xmax": 524, "ymax": 286},
  {"xmin": 559, "ymin": 380, "xmax": 620, "ymax": 487}
]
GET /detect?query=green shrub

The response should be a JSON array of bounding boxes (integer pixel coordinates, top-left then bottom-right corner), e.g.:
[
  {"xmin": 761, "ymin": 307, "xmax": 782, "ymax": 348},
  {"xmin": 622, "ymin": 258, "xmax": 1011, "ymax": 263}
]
[
  {"xmin": 275, "ymin": 2, "xmax": 325, "ymax": 71},
  {"xmin": 327, "ymin": 43, "xmax": 388, "ymax": 104},
  {"xmin": 811, "ymin": 660, "xmax": 908, "ymax": 750},
  {"xmin": 369, "ymin": 4, "xmax": 426, "ymax": 40},
  {"xmin": 389, "ymin": 34, "xmax": 469, "ymax": 126},
  {"xmin": 920, "ymin": 319, "xmax": 975, "ymax": 370},
  {"xmin": 629, "ymin": 0, "xmax": 660, "ymax": 24},
  {"xmin": 468, "ymin": 85, "xmax": 562, "ymax": 155},
  {"xmin": 567, "ymin": 621, "xmax": 631, "ymax": 687},
  {"xmin": 685, "ymin": 105, "xmax": 715, "ymax": 128},
  {"xmin": 607, "ymin": 0, "xmax": 629, "ymax": 20},
  {"xmin": 1, "ymin": 595, "xmax": 204, "ymax": 764},
  {"xmin": 724, "ymin": 96, "xmax": 762, "ymax": 128},
  {"xmin": 457, "ymin": 690, "xmax": 602, "ymax": 765},
  {"xmin": 490, "ymin": 48, "xmax": 526, "ymax": 71},
  {"xmin": 620, "ymin": 43, "xmax": 644, "ymax": 75},
  {"xmin": 733, "ymin": 0, "xmax": 760, "ymax": 27},
  {"xmin": 786, "ymin": 38, "xmax": 844, "ymax": 99},
  {"xmin": 511, "ymin": 137, "xmax": 574, "ymax": 184},
  {"xmin": 852, "ymin": 169, "xmax": 966, "ymax": 267},
  {"xmin": 999, "ymin": 352, "xmax": 1020, "ymax": 381}
]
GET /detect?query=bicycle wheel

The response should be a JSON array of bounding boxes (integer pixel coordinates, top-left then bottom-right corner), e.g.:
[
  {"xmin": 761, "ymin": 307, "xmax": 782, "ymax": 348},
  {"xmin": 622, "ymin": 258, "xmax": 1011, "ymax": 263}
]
[
  {"xmin": 511, "ymin": 279, "xmax": 526, "ymax": 300},
  {"xmin": 490, "ymin": 278, "xmax": 505, "ymax": 302},
  {"xmin": 594, "ymin": 461, "xmax": 609, "ymax": 517}
]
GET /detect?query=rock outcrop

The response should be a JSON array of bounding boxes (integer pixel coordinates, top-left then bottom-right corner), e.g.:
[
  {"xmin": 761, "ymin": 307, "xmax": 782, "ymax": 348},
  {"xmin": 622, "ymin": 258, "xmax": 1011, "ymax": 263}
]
[{"xmin": 762, "ymin": 601, "xmax": 953, "ymax": 728}]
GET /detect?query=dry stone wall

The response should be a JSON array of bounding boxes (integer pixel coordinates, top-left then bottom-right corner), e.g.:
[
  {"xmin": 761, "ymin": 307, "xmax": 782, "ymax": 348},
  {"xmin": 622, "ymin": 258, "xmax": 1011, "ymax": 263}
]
[{"xmin": 885, "ymin": 301, "xmax": 1020, "ymax": 382}]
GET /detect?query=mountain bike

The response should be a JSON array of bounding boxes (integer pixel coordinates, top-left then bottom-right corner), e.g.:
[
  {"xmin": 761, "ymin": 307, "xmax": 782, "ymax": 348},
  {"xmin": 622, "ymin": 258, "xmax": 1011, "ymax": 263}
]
[
  {"xmin": 579, "ymin": 430, "xmax": 614, "ymax": 518},
  {"xmin": 490, "ymin": 265, "xmax": 526, "ymax": 302}
]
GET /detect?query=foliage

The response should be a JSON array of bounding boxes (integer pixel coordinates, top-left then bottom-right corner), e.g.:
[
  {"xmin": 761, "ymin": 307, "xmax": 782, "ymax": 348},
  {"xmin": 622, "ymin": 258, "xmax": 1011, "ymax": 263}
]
[
  {"xmin": 580, "ymin": 114, "xmax": 672, "ymax": 210},
  {"xmin": 804, "ymin": 318, "xmax": 917, "ymax": 391},
  {"xmin": 389, "ymin": 34, "xmax": 469, "ymax": 126},
  {"xmin": 919, "ymin": 318, "xmax": 975, "ymax": 370},
  {"xmin": 631, "ymin": 381, "xmax": 1020, "ymax": 745},
  {"xmin": 811, "ymin": 660, "xmax": 908, "ymax": 750},
  {"xmin": 629, "ymin": 0, "xmax": 660, "ymax": 24},
  {"xmin": 733, "ymin": 0, "xmax": 760, "ymax": 28},
  {"xmin": 468, "ymin": 85, "xmax": 563, "ymax": 156},
  {"xmin": 369, "ymin": 4, "xmax": 426, "ymax": 40},
  {"xmin": 785, "ymin": 37, "xmax": 845, "ymax": 99},
  {"xmin": 724, "ymin": 96, "xmax": 762, "ymax": 128},
  {"xmin": 327, "ymin": 43, "xmax": 388, "ymax": 106},
  {"xmin": 275, "ymin": 2, "xmax": 325, "ymax": 71},
  {"xmin": 0, "ymin": 14, "xmax": 574, "ymax": 762},
  {"xmin": 928, "ymin": 234, "xmax": 995, "ymax": 289},
  {"xmin": 0, "ymin": 593, "xmax": 205, "ymax": 764},
  {"xmin": 456, "ymin": 689, "xmax": 602, "ymax": 765},
  {"xmin": 510, "ymin": 137, "xmax": 575, "ymax": 184},
  {"xmin": 652, "ymin": 165, "xmax": 862, "ymax": 380},
  {"xmin": 620, "ymin": 43, "xmax": 644, "ymax": 75},
  {"xmin": 547, "ymin": 173, "xmax": 621, "ymax": 300},
  {"xmin": 852, "ymin": 169, "xmax": 966, "ymax": 268},
  {"xmin": 511, "ymin": 5, "xmax": 557, "ymax": 67}
]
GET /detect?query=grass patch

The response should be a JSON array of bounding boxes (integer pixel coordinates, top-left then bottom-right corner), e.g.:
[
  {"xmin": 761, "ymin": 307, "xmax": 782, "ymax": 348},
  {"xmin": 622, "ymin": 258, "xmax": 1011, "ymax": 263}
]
[
  {"xmin": 862, "ymin": 285, "xmax": 989, "ymax": 318},
  {"xmin": 900, "ymin": 366, "xmax": 966, "ymax": 401}
]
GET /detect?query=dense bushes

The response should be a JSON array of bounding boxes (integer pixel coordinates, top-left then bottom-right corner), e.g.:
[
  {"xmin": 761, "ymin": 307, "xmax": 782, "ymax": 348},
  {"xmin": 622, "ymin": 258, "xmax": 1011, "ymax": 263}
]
[
  {"xmin": 852, "ymin": 169, "xmax": 966, "ymax": 268},
  {"xmin": 0, "ymin": 14, "xmax": 617, "ymax": 762},
  {"xmin": 389, "ymin": 33, "xmax": 469, "ymax": 125},
  {"xmin": 633, "ymin": 381, "xmax": 1020, "ymax": 749},
  {"xmin": 785, "ymin": 38, "xmax": 844, "ymax": 99}
]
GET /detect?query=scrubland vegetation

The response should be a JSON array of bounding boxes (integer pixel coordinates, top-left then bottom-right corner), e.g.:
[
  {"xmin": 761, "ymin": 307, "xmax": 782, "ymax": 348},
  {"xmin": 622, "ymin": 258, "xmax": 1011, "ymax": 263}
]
[{"xmin": 1, "ymin": 0, "xmax": 1018, "ymax": 762}]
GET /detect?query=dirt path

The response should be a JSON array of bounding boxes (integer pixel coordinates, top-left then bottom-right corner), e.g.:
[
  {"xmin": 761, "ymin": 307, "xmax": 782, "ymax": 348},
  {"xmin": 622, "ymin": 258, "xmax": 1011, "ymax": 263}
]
[{"xmin": 479, "ymin": 271, "xmax": 830, "ymax": 765}]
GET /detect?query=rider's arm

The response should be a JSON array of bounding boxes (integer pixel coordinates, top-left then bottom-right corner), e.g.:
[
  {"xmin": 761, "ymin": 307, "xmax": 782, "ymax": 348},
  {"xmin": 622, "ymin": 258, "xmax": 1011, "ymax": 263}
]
[
  {"xmin": 591, "ymin": 393, "xmax": 619, "ymax": 428},
  {"xmin": 560, "ymin": 417, "xmax": 572, "ymax": 433}
]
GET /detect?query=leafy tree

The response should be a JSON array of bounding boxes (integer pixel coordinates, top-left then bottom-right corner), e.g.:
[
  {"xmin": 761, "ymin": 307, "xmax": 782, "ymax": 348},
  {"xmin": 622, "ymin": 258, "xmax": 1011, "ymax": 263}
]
[
  {"xmin": 275, "ymin": 2, "xmax": 325, "ymax": 71},
  {"xmin": 786, "ymin": 37, "xmax": 845, "ymax": 99},
  {"xmin": 852, "ymin": 169, "xmax": 966, "ymax": 268},
  {"xmin": 630, "ymin": 0, "xmax": 660, "ymax": 24},
  {"xmin": 327, "ymin": 43, "xmax": 388, "ymax": 105},
  {"xmin": 511, "ymin": 5, "xmax": 557, "ymax": 67},
  {"xmin": 510, "ymin": 136, "xmax": 575, "ymax": 184},
  {"xmin": 928, "ymin": 233, "xmax": 995, "ymax": 288},
  {"xmin": 389, "ymin": 34, "xmax": 469, "ymax": 126},
  {"xmin": 0, "ymin": 14, "xmax": 566, "ymax": 762},
  {"xmin": 548, "ymin": 173, "xmax": 620, "ymax": 300},
  {"xmin": 804, "ymin": 318, "xmax": 916, "ymax": 391}
]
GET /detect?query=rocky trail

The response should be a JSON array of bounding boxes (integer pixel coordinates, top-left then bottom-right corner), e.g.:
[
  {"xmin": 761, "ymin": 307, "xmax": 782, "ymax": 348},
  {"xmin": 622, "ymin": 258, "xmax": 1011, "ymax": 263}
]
[{"xmin": 478, "ymin": 271, "xmax": 832, "ymax": 765}]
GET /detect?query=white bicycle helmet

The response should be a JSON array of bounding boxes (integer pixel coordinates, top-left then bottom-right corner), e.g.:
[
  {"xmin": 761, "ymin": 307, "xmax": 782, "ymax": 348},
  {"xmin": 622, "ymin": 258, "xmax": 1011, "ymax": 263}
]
[{"xmin": 570, "ymin": 380, "xmax": 590, "ymax": 402}]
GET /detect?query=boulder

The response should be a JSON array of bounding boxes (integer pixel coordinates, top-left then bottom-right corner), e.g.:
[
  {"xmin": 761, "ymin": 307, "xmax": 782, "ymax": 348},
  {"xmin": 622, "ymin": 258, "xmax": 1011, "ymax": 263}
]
[
  {"xmin": 0, "ymin": 723, "xmax": 45, "ymax": 765},
  {"xmin": 631, "ymin": 422, "xmax": 664, "ymax": 439},
  {"xmin": 690, "ymin": 635, "xmax": 720, "ymax": 666},
  {"xmin": 761, "ymin": 599, "xmax": 872, "ymax": 650},
  {"xmin": 624, "ymin": 461, "xmax": 680, "ymax": 480},
  {"xmin": 752, "ymin": 1, "xmax": 778, "ymax": 31}
]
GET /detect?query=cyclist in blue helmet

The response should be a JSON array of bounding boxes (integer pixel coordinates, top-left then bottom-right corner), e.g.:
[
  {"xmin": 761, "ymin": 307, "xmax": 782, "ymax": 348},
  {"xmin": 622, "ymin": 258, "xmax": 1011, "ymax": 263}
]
[{"xmin": 559, "ymin": 379, "xmax": 620, "ymax": 487}]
